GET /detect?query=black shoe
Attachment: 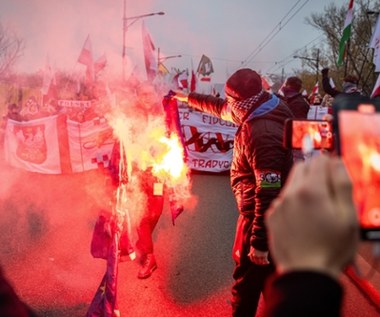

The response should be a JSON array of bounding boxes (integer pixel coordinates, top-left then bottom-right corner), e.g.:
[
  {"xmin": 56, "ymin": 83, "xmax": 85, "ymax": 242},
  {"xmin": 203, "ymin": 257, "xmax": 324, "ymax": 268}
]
[{"xmin": 137, "ymin": 253, "xmax": 157, "ymax": 279}]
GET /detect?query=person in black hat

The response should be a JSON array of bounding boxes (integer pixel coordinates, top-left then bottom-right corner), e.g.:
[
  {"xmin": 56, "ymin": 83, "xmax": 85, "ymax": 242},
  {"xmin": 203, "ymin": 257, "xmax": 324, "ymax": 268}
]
[
  {"xmin": 172, "ymin": 68, "xmax": 294, "ymax": 317},
  {"xmin": 279, "ymin": 76, "xmax": 310, "ymax": 119}
]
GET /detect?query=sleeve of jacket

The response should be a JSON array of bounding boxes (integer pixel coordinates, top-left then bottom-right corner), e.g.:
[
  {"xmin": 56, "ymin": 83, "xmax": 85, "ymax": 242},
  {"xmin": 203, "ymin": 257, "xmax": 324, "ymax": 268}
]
[
  {"xmin": 263, "ymin": 271, "xmax": 342, "ymax": 317},
  {"xmin": 246, "ymin": 121, "xmax": 287, "ymax": 251},
  {"xmin": 322, "ymin": 75, "xmax": 340, "ymax": 97},
  {"xmin": 187, "ymin": 92, "xmax": 229, "ymax": 119}
]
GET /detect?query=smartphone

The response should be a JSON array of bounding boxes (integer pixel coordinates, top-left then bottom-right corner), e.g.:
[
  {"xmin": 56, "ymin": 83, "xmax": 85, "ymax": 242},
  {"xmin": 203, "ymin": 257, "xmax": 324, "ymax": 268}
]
[
  {"xmin": 333, "ymin": 95, "xmax": 380, "ymax": 241},
  {"xmin": 283, "ymin": 119, "xmax": 334, "ymax": 150}
]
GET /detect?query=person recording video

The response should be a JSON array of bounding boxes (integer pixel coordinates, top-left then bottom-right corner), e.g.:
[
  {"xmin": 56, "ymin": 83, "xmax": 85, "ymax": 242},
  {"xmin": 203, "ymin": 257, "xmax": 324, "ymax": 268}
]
[{"xmin": 263, "ymin": 154, "xmax": 359, "ymax": 317}]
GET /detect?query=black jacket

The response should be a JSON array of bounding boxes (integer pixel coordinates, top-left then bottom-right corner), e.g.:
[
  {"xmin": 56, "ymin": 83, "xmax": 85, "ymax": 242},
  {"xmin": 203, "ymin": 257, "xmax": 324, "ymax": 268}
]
[
  {"xmin": 322, "ymin": 75, "xmax": 362, "ymax": 98},
  {"xmin": 282, "ymin": 93, "xmax": 310, "ymax": 119},
  {"xmin": 264, "ymin": 271, "xmax": 342, "ymax": 317},
  {"xmin": 187, "ymin": 92, "xmax": 293, "ymax": 251}
]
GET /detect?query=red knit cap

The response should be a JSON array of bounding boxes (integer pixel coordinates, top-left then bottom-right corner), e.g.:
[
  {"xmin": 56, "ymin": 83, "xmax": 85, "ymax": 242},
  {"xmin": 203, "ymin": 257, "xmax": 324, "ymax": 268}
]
[{"xmin": 225, "ymin": 68, "xmax": 262, "ymax": 100}]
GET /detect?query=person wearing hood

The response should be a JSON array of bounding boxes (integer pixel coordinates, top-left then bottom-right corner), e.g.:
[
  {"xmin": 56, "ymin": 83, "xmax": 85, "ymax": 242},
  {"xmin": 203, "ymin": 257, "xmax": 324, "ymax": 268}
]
[
  {"xmin": 279, "ymin": 76, "xmax": 310, "ymax": 119},
  {"xmin": 172, "ymin": 68, "xmax": 294, "ymax": 317},
  {"xmin": 321, "ymin": 68, "xmax": 362, "ymax": 97}
]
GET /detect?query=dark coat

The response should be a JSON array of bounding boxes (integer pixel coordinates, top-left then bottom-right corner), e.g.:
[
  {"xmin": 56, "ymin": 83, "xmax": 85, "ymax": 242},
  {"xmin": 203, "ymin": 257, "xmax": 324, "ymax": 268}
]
[
  {"xmin": 264, "ymin": 271, "xmax": 342, "ymax": 317},
  {"xmin": 282, "ymin": 93, "xmax": 310, "ymax": 119},
  {"xmin": 187, "ymin": 92, "xmax": 294, "ymax": 251}
]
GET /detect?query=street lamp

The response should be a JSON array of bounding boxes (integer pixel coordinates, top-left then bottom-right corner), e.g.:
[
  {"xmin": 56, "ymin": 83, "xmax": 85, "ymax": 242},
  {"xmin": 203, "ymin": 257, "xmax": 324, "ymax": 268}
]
[
  {"xmin": 157, "ymin": 47, "xmax": 182, "ymax": 74},
  {"xmin": 158, "ymin": 54, "xmax": 182, "ymax": 63},
  {"xmin": 293, "ymin": 49, "xmax": 320, "ymax": 82},
  {"xmin": 122, "ymin": 0, "xmax": 165, "ymax": 81}
]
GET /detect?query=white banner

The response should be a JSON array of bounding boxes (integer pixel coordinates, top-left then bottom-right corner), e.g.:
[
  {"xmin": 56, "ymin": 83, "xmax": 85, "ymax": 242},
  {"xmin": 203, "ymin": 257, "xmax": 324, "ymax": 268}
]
[
  {"xmin": 4, "ymin": 115, "xmax": 62, "ymax": 174},
  {"xmin": 179, "ymin": 108, "xmax": 237, "ymax": 173},
  {"xmin": 67, "ymin": 117, "xmax": 114, "ymax": 172},
  {"xmin": 307, "ymin": 106, "xmax": 329, "ymax": 120}
]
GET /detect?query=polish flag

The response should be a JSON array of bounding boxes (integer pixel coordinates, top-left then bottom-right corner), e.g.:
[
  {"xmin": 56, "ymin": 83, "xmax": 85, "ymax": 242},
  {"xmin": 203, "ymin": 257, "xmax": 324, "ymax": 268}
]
[
  {"xmin": 94, "ymin": 53, "xmax": 107, "ymax": 74},
  {"xmin": 77, "ymin": 35, "xmax": 94, "ymax": 82},
  {"xmin": 78, "ymin": 35, "xmax": 93, "ymax": 66},
  {"xmin": 178, "ymin": 71, "xmax": 188, "ymax": 89}
]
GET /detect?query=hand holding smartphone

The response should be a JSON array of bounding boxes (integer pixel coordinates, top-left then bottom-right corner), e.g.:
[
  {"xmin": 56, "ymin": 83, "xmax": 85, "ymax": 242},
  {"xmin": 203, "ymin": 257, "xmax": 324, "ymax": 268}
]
[{"xmin": 333, "ymin": 95, "xmax": 380, "ymax": 241}]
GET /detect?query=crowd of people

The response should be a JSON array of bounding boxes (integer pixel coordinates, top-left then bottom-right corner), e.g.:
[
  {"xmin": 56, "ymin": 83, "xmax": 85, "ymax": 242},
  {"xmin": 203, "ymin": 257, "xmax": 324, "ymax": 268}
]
[{"xmin": 0, "ymin": 65, "xmax": 375, "ymax": 317}]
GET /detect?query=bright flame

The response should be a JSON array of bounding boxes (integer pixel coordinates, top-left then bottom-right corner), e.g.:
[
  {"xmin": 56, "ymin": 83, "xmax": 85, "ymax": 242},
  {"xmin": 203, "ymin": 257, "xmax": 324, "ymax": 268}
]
[
  {"xmin": 152, "ymin": 135, "xmax": 187, "ymax": 184},
  {"xmin": 369, "ymin": 152, "xmax": 380, "ymax": 172}
]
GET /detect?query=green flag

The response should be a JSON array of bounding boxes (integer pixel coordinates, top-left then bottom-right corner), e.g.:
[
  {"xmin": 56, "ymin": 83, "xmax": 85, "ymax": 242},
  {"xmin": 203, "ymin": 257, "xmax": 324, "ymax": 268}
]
[{"xmin": 337, "ymin": 0, "xmax": 354, "ymax": 66}]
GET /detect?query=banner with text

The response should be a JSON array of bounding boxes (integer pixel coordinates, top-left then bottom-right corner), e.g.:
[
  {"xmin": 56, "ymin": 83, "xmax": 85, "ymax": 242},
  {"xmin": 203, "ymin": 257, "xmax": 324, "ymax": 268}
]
[{"xmin": 179, "ymin": 108, "xmax": 237, "ymax": 173}]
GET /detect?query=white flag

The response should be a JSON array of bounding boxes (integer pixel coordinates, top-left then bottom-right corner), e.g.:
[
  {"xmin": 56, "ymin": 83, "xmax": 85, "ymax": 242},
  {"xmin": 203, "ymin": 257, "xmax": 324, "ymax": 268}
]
[
  {"xmin": 369, "ymin": 14, "xmax": 380, "ymax": 72},
  {"xmin": 67, "ymin": 117, "xmax": 114, "ymax": 172}
]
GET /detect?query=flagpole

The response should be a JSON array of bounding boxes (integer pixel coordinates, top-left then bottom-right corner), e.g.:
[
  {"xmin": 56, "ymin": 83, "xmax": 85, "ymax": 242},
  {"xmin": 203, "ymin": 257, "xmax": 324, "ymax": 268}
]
[
  {"xmin": 344, "ymin": 39, "xmax": 350, "ymax": 77},
  {"xmin": 122, "ymin": 0, "xmax": 126, "ymax": 82},
  {"xmin": 121, "ymin": 0, "xmax": 165, "ymax": 82}
]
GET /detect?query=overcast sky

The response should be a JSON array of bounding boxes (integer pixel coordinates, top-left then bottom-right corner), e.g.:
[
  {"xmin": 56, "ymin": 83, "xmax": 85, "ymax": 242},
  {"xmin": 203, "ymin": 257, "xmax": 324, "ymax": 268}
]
[{"xmin": 1, "ymin": 0, "xmax": 348, "ymax": 83}]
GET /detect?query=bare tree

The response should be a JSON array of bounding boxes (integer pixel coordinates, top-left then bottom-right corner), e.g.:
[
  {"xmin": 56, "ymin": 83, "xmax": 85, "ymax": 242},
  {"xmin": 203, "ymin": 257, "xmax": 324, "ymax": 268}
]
[
  {"xmin": 305, "ymin": 0, "xmax": 380, "ymax": 95},
  {"xmin": 0, "ymin": 22, "xmax": 24, "ymax": 79}
]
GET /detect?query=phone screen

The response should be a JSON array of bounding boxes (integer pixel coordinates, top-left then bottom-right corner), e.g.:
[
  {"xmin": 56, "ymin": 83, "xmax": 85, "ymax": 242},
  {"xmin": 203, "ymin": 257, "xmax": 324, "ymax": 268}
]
[
  {"xmin": 289, "ymin": 120, "xmax": 333, "ymax": 150},
  {"xmin": 338, "ymin": 105, "xmax": 380, "ymax": 240}
]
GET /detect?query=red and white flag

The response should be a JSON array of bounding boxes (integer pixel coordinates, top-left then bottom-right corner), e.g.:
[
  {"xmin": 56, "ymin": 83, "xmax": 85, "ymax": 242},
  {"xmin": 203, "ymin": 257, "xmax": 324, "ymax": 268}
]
[
  {"xmin": 309, "ymin": 81, "xmax": 319, "ymax": 104},
  {"xmin": 261, "ymin": 75, "xmax": 273, "ymax": 91},
  {"xmin": 141, "ymin": 21, "xmax": 157, "ymax": 81},
  {"xmin": 371, "ymin": 73, "xmax": 380, "ymax": 98},
  {"xmin": 78, "ymin": 35, "xmax": 93, "ymax": 66},
  {"xmin": 178, "ymin": 70, "xmax": 189, "ymax": 89},
  {"xmin": 94, "ymin": 53, "xmax": 107, "ymax": 74},
  {"xmin": 78, "ymin": 35, "xmax": 94, "ymax": 82}
]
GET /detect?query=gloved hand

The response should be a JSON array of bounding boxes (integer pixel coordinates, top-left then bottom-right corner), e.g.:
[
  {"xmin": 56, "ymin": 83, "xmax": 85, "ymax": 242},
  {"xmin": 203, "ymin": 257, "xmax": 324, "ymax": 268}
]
[{"xmin": 321, "ymin": 68, "xmax": 329, "ymax": 77}]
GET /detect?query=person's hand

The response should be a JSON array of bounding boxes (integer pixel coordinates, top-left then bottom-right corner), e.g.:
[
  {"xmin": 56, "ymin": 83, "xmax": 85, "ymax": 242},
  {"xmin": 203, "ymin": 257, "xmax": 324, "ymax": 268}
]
[
  {"xmin": 322, "ymin": 67, "xmax": 329, "ymax": 77},
  {"xmin": 266, "ymin": 154, "xmax": 359, "ymax": 279},
  {"xmin": 248, "ymin": 246, "xmax": 270, "ymax": 265},
  {"xmin": 171, "ymin": 90, "xmax": 189, "ymax": 103}
]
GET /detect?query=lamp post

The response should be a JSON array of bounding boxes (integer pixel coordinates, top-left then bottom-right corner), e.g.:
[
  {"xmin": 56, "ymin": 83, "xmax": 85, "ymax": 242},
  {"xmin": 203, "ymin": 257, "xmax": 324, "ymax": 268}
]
[
  {"xmin": 293, "ymin": 49, "xmax": 320, "ymax": 82},
  {"xmin": 158, "ymin": 48, "xmax": 182, "ymax": 64},
  {"xmin": 122, "ymin": 0, "xmax": 164, "ymax": 81},
  {"xmin": 157, "ymin": 47, "xmax": 182, "ymax": 74}
]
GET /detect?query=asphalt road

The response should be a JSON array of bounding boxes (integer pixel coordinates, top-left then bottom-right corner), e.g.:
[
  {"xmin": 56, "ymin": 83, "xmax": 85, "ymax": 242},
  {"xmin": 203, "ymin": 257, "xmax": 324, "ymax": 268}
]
[{"xmin": 1, "ymin": 166, "xmax": 380, "ymax": 316}]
